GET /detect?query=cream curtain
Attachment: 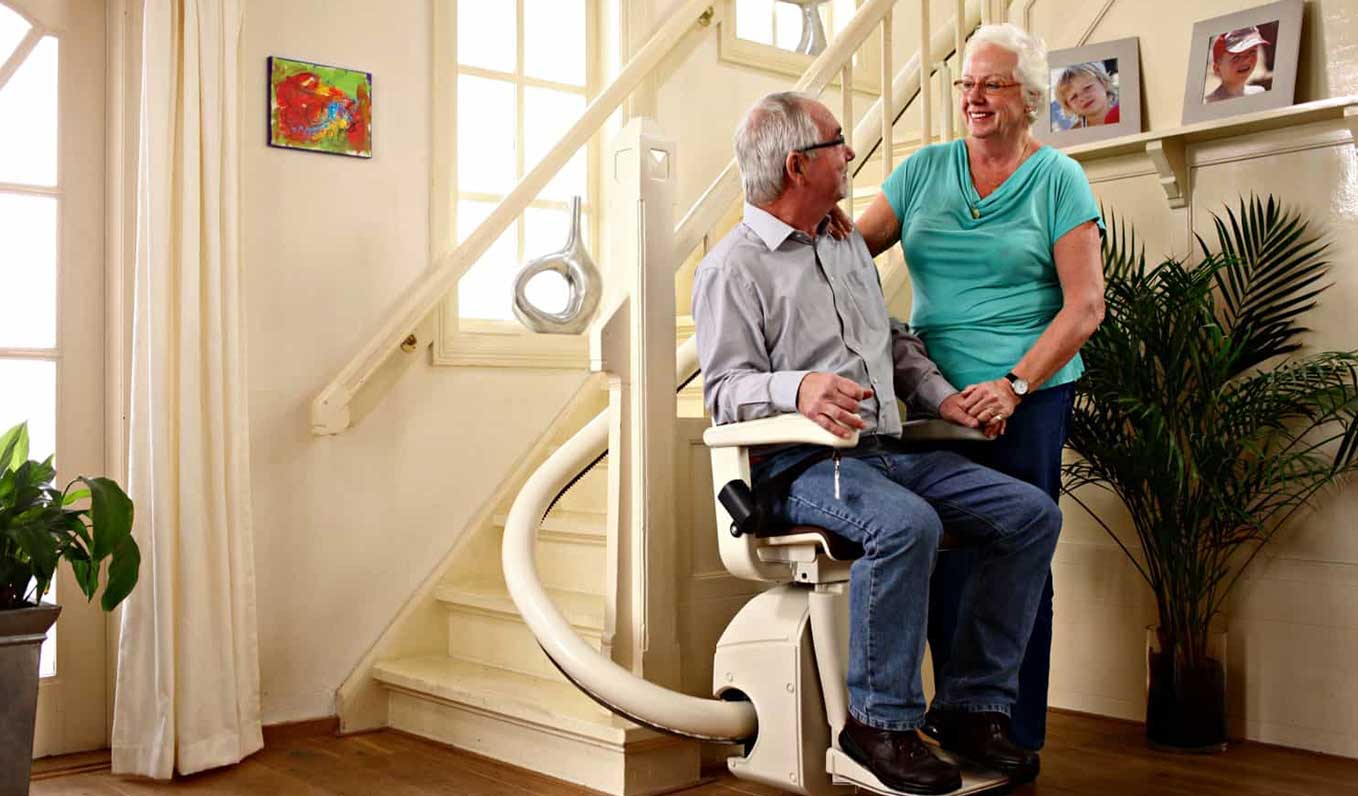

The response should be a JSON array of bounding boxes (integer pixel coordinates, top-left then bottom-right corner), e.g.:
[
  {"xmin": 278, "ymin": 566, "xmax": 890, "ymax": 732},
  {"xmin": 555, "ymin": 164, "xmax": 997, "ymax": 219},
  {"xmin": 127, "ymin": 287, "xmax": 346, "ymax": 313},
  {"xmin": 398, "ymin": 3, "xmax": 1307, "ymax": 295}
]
[{"xmin": 112, "ymin": 0, "xmax": 262, "ymax": 778}]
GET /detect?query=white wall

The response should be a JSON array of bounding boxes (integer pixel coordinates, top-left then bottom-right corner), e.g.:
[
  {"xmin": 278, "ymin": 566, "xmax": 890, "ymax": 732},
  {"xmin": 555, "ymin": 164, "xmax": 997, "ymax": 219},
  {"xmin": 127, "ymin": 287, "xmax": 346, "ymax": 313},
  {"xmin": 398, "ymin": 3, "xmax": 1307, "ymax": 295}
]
[
  {"xmin": 240, "ymin": 0, "xmax": 587, "ymax": 723},
  {"xmin": 235, "ymin": 0, "xmax": 1358, "ymax": 756},
  {"xmin": 648, "ymin": 0, "xmax": 1358, "ymax": 759},
  {"xmin": 1020, "ymin": 0, "xmax": 1358, "ymax": 758}
]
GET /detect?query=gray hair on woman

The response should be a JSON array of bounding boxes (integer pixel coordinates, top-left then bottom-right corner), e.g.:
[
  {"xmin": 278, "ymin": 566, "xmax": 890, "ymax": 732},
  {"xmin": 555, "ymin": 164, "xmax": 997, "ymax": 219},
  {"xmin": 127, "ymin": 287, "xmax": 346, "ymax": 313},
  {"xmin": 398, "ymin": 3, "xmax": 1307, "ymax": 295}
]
[
  {"xmin": 734, "ymin": 91, "xmax": 822, "ymax": 206},
  {"xmin": 964, "ymin": 23, "xmax": 1049, "ymax": 124},
  {"xmin": 1055, "ymin": 62, "xmax": 1117, "ymax": 116}
]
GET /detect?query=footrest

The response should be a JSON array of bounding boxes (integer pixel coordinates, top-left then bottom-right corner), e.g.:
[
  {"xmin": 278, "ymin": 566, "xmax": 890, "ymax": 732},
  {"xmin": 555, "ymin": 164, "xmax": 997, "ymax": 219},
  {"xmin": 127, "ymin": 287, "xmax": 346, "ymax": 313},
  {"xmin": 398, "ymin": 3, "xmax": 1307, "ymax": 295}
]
[{"xmin": 826, "ymin": 747, "xmax": 1010, "ymax": 795}]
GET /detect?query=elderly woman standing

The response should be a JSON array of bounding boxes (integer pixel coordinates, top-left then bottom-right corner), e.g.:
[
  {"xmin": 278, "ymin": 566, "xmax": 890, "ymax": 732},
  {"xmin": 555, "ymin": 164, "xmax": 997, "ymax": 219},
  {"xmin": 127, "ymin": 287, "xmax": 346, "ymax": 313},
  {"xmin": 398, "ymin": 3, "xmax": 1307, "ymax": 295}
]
[{"xmin": 852, "ymin": 23, "xmax": 1105, "ymax": 752}]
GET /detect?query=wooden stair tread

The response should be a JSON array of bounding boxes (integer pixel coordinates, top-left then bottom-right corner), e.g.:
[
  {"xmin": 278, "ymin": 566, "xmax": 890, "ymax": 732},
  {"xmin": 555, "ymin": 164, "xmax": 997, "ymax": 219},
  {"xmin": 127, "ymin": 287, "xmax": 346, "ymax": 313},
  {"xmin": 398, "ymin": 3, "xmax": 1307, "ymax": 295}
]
[
  {"xmin": 436, "ymin": 578, "xmax": 605, "ymax": 632},
  {"xmin": 373, "ymin": 655, "xmax": 645, "ymax": 743},
  {"xmin": 493, "ymin": 509, "xmax": 606, "ymax": 541}
]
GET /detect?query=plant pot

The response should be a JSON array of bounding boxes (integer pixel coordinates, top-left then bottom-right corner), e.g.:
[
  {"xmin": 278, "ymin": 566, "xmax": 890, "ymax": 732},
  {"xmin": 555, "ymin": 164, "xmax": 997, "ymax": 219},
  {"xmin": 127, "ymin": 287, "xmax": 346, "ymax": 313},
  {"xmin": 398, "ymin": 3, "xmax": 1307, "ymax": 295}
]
[
  {"xmin": 1, "ymin": 603, "xmax": 61, "ymax": 795},
  {"xmin": 1145, "ymin": 625, "xmax": 1227, "ymax": 752}
]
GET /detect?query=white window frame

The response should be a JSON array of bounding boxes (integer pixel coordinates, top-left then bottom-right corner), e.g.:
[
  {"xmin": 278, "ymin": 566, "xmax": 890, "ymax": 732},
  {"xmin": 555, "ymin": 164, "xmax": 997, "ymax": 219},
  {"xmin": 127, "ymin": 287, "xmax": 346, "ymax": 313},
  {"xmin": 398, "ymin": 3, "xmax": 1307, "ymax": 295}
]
[
  {"xmin": 431, "ymin": 0, "xmax": 601, "ymax": 369},
  {"xmin": 717, "ymin": 0, "xmax": 883, "ymax": 94},
  {"xmin": 0, "ymin": 0, "xmax": 124, "ymax": 756}
]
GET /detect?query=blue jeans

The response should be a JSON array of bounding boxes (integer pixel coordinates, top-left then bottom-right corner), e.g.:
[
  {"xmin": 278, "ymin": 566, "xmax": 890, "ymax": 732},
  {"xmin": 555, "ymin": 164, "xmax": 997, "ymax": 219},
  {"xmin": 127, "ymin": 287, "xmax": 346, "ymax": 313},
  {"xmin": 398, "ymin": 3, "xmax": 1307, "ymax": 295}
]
[
  {"xmin": 927, "ymin": 382, "xmax": 1075, "ymax": 749},
  {"xmin": 756, "ymin": 445, "xmax": 1061, "ymax": 731}
]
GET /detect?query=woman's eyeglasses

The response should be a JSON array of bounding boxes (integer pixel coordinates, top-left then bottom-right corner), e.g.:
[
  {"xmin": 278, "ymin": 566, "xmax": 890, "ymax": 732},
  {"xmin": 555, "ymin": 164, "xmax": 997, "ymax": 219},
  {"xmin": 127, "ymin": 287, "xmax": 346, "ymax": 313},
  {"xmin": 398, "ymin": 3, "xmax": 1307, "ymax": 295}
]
[{"xmin": 952, "ymin": 79, "xmax": 1022, "ymax": 95}]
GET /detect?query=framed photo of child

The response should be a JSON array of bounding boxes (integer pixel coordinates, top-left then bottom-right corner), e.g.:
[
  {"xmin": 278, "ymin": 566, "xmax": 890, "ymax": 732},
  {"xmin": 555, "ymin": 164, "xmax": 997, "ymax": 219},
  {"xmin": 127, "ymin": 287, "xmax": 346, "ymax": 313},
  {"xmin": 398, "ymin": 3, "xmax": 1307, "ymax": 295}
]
[
  {"xmin": 1181, "ymin": 0, "xmax": 1303, "ymax": 124},
  {"xmin": 1037, "ymin": 37, "xmax": 1142, "ymax": 148}
]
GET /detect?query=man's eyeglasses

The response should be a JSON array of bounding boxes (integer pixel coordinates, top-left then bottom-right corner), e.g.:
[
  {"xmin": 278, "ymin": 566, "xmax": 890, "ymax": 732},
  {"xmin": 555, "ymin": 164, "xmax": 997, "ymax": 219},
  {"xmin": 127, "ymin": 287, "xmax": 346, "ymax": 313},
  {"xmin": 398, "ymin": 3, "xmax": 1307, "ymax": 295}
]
[
  {"xmin": 794, "ymin": 135, "xmax": 845, "ymax": 153},
  {"xmin": 952, "ymin": 79, "xmax": 1022, "ymax": 95}
]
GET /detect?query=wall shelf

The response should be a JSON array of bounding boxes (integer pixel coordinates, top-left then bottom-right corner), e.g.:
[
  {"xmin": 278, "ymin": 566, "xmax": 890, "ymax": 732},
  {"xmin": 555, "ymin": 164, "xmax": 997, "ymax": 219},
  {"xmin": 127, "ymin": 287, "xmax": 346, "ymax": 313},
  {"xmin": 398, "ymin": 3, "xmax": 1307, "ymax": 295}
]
[
  {"xmin": 1061, "ymin": 96, "xmax": 1358, "ymax": 209},
  {"xmin": 877, "ymin": 97, "xmax": 1358, "ymax": 210}
]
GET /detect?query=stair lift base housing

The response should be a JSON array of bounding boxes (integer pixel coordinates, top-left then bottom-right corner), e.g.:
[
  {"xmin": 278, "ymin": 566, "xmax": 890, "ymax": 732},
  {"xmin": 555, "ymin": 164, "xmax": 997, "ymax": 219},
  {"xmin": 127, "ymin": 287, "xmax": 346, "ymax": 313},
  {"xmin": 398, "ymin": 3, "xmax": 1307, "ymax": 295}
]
[
  {"xmin": 713, "ymin": 584, "xmax": 1011, "ymax": 796},
  {"xmin": 706, "ymin": 415, "xmax": 1011, "ymax": 796}
]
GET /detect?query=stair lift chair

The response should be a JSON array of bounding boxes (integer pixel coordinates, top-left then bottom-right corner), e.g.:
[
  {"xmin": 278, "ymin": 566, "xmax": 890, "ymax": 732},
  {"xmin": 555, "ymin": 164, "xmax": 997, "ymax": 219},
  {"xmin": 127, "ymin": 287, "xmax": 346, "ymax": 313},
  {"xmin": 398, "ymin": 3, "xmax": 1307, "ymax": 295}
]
[{"xmin": 704, "ymin": 413, "xmax": 1010, "ymax": 796}]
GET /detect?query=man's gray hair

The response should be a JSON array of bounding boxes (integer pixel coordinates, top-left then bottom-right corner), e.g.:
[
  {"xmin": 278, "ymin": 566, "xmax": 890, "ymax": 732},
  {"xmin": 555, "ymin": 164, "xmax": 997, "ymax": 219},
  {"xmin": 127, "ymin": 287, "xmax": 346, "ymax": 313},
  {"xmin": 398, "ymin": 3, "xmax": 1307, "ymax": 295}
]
[
  {"xmin": 734, "ymin": 91, "xmax": 823, "ymax": 206},
  {"xmin": 965, "ymin": 23, "xmax": 1049, "ymax": 125}
]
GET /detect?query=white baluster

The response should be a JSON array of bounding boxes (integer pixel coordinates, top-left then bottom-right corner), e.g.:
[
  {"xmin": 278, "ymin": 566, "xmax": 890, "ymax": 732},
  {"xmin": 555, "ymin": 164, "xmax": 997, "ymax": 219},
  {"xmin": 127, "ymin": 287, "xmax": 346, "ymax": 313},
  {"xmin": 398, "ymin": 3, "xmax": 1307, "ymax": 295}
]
[
  {"xmin": 956, "ymin": 0, "xmax": 966, "ymax": 136},
  {"xmin": 940, "ymin": 61, "xmax": 953, "ymax": 140},
  {"xmin": 842, "ymin": 61, "xmax": 854, "ymax": 214},
  {"xmin": 881, "ymin": 9, "xmax": 893, "ymax": 173},
  {"xmin": 919, "ymin": 0, "xmax": 932, "ymax": 147}
]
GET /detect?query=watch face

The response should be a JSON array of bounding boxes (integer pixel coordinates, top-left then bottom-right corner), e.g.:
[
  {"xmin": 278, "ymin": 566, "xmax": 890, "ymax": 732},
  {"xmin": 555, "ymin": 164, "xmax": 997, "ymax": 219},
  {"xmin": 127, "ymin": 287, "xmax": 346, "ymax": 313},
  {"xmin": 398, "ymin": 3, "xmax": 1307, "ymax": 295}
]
[{"xmin": 1014, "ymin": 379, "xmax": 1029, "ymax": 395}]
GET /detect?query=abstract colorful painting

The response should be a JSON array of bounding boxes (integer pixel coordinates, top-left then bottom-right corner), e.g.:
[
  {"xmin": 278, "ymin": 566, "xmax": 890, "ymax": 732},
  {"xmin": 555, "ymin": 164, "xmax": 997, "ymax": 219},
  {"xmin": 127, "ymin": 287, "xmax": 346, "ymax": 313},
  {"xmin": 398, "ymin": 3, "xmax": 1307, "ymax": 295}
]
[{"xmin": 268, "ymin": 56, "xmax": 372, "ymax": 158}]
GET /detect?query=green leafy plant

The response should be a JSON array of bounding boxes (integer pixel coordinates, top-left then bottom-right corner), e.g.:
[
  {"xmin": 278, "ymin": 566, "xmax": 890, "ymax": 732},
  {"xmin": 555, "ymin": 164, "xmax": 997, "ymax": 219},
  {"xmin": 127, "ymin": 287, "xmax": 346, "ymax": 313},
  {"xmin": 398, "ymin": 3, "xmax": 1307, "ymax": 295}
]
[
  {"xmin": 0, "ymin": 421, "xmax": 139, "ymax": 612},
  {"xmin": 1064, "ymin": 195, "xmax": 1358, "ymax": 667}
]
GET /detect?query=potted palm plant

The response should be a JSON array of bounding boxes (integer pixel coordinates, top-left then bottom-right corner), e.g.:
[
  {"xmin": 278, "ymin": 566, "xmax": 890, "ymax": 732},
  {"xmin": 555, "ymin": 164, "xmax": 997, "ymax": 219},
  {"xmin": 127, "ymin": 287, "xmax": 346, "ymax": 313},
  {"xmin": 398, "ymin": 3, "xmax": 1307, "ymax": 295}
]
[
  {"xmin": 0, "ymin": 421, "xmax": 139, "ymax": 793},
  {"xmin": 1063, "ymin": 196, "xmax": 1358, "ymax": 751}
]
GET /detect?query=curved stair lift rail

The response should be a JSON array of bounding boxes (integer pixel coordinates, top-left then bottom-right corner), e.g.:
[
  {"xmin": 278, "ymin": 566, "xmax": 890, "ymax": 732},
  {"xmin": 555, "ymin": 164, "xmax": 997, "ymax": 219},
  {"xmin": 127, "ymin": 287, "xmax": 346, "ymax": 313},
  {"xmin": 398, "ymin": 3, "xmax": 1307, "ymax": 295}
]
[
  {"xmin": 503, "ymin": 0, "xmax": 985, "ymax": 743},
  {"xmin": 501, "ymin": 408, "xmax": 758, "ymax": 741}
]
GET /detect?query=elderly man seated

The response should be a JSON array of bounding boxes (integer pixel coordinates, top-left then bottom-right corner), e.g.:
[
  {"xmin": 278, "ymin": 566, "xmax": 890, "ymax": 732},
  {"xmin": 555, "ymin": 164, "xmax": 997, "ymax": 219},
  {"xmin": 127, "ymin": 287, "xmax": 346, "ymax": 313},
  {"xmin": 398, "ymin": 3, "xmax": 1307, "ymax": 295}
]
[{"xmin": 692, "ymin": 91, "xmax": 1060, "ymax": 792}]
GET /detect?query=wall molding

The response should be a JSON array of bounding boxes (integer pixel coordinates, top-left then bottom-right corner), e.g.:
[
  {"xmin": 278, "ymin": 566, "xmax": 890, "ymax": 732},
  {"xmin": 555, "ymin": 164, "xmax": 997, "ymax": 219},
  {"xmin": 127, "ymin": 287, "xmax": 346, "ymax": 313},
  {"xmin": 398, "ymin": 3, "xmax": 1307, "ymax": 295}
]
[{"xmin": 1066, "ymin": 96, "xmax": 1358, "ymax": 210}]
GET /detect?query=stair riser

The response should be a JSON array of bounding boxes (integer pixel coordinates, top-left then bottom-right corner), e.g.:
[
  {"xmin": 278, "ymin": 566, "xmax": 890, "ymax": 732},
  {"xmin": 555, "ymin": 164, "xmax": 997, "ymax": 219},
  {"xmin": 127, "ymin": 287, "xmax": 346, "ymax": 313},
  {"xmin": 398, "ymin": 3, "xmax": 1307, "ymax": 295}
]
[
  {"xmin": 386, "ymin": 689, "xmax": 700, "ymax": 796},
  {"xmin": 554, "ymin": 467, "xmax": 609, "ymax": 514},
  {"xmin": 536, "ymin": 537, "xmax": 607, "ymax": 594},
  {"xmin": 446, "ymin": 609, "xmax": 603, "ymax": 681}
]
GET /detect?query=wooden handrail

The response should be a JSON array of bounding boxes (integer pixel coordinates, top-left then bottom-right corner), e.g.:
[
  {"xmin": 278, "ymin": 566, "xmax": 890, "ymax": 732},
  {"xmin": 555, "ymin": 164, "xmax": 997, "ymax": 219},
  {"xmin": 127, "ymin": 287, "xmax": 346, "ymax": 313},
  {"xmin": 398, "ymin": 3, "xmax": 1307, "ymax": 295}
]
[
  {"xmin": 674, "ymin": 1, "xmax": 980, "ymax": 381},
  {"xmin": 673, "ymin": 0, "xmax": 898, "ymax": 265},
  {"xmin": 313, "ymin": 0, "xmax": 981, "ymax": 435},
  {"xmin": 311, "ymin": 0, "xmax": 715, "ymax": 435},
  {"xmin": 850, "ymin": 0, "xmax": 980, "ymax": 168},
  {"xmin": 673, "ymin": 0, "xmax": 981, "ymax": 266}
]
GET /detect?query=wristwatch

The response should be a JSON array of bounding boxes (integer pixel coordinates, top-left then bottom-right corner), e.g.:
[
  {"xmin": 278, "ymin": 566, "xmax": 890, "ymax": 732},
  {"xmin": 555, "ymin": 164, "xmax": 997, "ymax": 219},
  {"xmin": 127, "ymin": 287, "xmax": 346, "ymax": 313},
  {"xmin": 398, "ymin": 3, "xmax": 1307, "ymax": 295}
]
[{"xmin": 1005, "ymin": 371, "xmax": 1030, "ymax": 396}]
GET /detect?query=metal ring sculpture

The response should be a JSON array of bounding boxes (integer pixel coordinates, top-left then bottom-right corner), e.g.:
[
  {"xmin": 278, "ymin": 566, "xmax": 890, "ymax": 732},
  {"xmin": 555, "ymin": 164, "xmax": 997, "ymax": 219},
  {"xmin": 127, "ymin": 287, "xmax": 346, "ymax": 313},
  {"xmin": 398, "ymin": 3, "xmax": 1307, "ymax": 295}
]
[{"xmin": 512, "ymin": 196, "xmax": 602, "ymax": 334}]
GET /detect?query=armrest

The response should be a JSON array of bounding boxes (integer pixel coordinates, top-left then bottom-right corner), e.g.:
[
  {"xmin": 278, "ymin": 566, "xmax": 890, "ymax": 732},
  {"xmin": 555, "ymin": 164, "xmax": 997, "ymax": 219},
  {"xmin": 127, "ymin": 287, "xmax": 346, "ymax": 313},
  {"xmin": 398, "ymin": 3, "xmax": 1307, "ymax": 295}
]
[
  {"xmin": 703, "ymin": 413, "xmax": 859, "ymax": 449},
  {"xmin": 899, "ymin": 418, "xmax": 989, "ymax": 442}
]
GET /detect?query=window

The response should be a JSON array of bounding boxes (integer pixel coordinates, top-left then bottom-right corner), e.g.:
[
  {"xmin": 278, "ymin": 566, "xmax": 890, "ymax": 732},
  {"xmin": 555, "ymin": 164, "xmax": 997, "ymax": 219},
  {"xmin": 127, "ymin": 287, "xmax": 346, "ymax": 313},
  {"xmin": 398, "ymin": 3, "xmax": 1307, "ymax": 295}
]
[
  {"xmin": 734, "ymin": 0, "xmax": 856, "ymax": 51},
  {"xmin": 721, "ymin": 0, "xmax": 881, "ymax": 92},
  {"xmin": 1, "ymin": 0, "xmax": 112, "ymax": 756},
  {"xmin": 0, "ymin": 2, "xmax": 59, "ymax": 678},
  {"xmin": 451, "ymin": 0, "xmax": 596, "ymax": 323}
]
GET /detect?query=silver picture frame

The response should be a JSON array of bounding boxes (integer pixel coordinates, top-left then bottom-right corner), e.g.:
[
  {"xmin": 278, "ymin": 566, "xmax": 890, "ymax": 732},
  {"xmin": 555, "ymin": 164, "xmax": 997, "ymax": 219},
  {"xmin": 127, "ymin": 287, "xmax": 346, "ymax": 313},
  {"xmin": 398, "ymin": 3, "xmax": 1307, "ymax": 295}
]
[
  {"xmin": 1181, "ymin": 0, "xmax": 1303, "ymax": 125},
  {"xmin": 1037, "ymin": 37, "xmax": 1142, "ymax": 148}
]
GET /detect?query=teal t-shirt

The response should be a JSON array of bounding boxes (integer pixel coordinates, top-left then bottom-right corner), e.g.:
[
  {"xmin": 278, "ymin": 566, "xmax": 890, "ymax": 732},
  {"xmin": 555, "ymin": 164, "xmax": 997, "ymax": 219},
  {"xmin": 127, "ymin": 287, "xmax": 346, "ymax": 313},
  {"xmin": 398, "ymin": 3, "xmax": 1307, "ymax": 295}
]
[{"xmin": 882, "ymin": 138, "xmax": 1103, "ymax": 391}]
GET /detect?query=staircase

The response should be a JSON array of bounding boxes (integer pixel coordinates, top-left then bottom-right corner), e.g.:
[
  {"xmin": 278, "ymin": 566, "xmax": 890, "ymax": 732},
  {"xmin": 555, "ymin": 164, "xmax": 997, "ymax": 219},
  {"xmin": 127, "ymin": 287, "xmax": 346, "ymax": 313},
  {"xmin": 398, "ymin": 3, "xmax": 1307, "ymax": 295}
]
[
  {"xmin": 366, "ymin": 379, "xmax": 710, "ymax": 794},
  {"xmin": 357, "ymin": 139, "xmax": 921, "ymax": 796},
  {"xmin": 356, "ymin": 163, "xmax": 915, "ymax": 796},
  {"xmin": 333, "ymin": 1, "xmax": 987, "ymax": 793}
]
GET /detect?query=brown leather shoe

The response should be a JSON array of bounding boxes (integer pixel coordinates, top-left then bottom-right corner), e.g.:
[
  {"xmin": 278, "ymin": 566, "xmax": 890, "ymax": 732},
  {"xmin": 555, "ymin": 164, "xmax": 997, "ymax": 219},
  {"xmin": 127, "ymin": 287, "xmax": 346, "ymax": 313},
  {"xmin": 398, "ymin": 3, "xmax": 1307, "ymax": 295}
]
[
  {"xmin": 838, "ymin": 714, "xmax": 962, "ymax": 794},
  {"xmin": 924, "ymin": 709, "xmax": 1039, "ymax": 784}
]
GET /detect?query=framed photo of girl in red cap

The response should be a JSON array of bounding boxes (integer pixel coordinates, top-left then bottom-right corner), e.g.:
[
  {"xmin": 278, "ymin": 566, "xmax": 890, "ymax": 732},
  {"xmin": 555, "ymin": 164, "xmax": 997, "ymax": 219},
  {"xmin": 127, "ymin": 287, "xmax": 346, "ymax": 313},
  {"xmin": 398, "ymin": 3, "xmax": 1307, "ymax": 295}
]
[{"xmin": 1182, "ymin": 0, "xmax": 1302, "ymax": 124}]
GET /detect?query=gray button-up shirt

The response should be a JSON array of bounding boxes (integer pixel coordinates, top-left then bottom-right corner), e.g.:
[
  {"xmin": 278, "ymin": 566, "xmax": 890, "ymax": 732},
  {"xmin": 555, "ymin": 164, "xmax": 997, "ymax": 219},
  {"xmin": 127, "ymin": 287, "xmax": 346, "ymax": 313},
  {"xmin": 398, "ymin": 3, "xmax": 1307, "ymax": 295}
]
[{"xmin": 693, "ymin": 203, "xmax": 958, "ymax": 435}]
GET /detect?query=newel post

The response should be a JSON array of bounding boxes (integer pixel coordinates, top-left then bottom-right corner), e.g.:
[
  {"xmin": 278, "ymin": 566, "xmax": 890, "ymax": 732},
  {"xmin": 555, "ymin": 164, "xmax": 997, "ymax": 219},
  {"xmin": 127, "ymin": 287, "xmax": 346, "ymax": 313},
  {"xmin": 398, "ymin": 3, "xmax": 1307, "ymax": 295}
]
[{"xmin": 592, "ymin": 117, "xmax": 682, "ymax": 688}]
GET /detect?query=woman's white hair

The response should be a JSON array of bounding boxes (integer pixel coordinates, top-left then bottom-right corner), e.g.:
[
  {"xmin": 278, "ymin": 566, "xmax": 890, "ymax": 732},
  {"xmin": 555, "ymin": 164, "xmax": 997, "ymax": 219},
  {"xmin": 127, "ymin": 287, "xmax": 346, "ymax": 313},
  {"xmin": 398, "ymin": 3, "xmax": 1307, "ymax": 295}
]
[
  {"xmin": 964, "ymin": 23, "xmax": 1049, "ymax": 125},
  {"xmin": 734, "ymin": 91, "xmax": 823, "ymax": 206}
]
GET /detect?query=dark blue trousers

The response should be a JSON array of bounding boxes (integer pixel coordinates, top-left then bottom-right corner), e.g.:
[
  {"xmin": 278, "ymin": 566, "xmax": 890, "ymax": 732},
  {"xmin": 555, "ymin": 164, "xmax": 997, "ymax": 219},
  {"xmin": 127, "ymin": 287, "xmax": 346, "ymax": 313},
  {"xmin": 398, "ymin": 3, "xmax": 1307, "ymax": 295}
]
[{"xmin": 927, "ymin": 382, "xmax": 1075, "ymax": 749}]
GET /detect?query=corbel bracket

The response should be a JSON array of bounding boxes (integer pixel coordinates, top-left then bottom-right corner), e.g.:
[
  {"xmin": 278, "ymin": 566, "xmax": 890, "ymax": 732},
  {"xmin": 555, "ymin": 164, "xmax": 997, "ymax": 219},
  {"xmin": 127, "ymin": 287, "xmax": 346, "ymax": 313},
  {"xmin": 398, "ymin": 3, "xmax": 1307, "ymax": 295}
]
[
  {"xmin": 1145, "ymin": 137, "xmax": 1188, "ymax": 210},
  {"xmin": 1343, "ymin": 105, "xmax": 1358, "ymax": 149}
]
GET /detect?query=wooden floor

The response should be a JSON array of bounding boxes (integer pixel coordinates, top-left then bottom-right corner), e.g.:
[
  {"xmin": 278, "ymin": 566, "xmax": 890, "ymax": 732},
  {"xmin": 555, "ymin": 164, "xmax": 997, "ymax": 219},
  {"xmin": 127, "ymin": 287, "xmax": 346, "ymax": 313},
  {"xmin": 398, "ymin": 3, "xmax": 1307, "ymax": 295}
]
[{"xmin": 31, "ymin": 711, "xmax": 1358, "ymax": 796}]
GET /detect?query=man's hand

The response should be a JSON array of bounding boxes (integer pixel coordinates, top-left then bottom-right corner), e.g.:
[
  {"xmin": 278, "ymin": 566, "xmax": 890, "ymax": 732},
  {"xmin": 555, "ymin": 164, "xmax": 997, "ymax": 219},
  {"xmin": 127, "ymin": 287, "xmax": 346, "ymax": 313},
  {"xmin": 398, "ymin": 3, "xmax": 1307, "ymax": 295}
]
[
  {"xmin": 940, "ymin": 392, "xmax": 1006, "ymax": 438},
  {"xmin": 798, "ymin": 372, "xmax": 873, "ymax": 439},
  {"xmin": 939, "ymin": 393, "xmax": 980, "ymax": 429}
]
